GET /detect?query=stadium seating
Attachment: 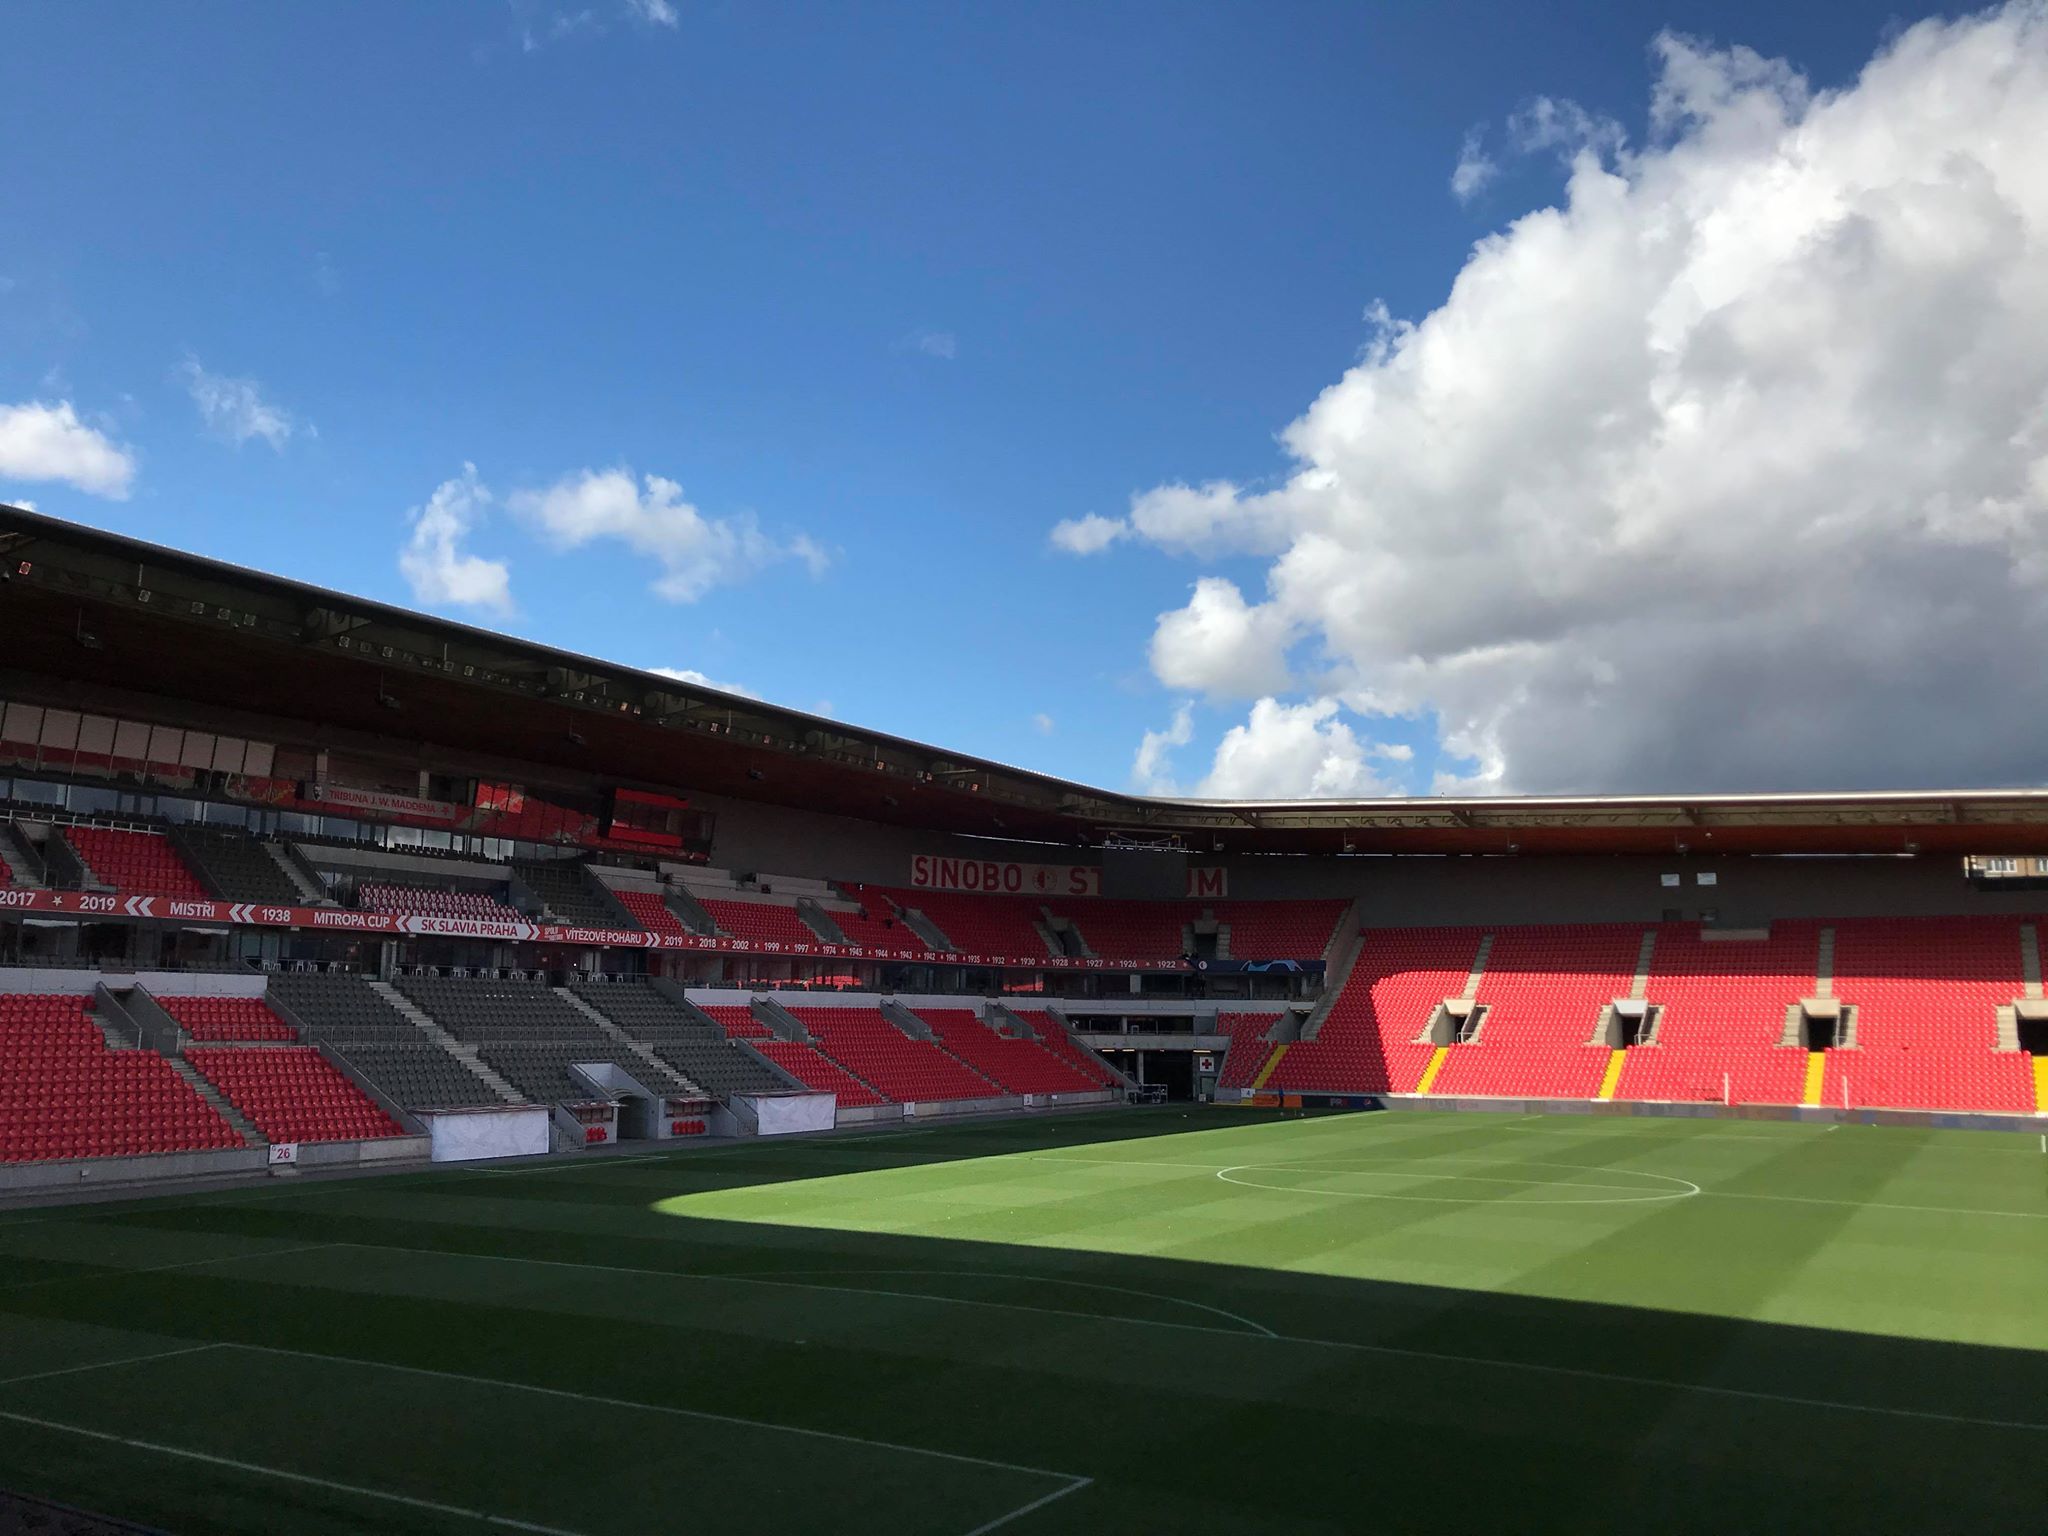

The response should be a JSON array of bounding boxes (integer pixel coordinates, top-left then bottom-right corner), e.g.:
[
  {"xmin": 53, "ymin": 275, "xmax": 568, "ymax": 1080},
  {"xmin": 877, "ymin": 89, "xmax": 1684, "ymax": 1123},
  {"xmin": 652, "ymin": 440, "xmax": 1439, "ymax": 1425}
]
[
  {"xmin": 158, "ymin": 995, "xmax": 298, "ymax": 1043},
  {"xmin": 824, "ymin": 891, "xmax": 930, "ymax": 951},
  {"xmin": 876, "ymin": 889, "xmax": 1053, "ymax": 958},
  {"xmin": 613, "ymin": 889, "xmax": 694, "ymax": 938},
  {"xmin": 359, "ymin": 882, "xmax": 523, "ymax": 923},
  {"xmin": 1267, "ymin": 928, "xmax": 1480, "ymax": 1094},
  {"xmin": 569, "ymin": 981, "xmax": 791, "ymax": 1098},
  {"xmin": 752, "ymin": 1038, "xmax": 888, "ymax": 1107},
  {"xmin": 1005, "ymin": 1009, "xmax": 1121, "ymax": 1087},
  {"xmin": 789, "ymin": 1007, "xmax": 1002, "ymax": 1101},
  {"xmin": 186, "ymin": 1047, "xmax": 405, "ymax": 1143},
  {"xmin": 0, "ymin": 994, "xmax": 242, "ymax": 1162},
  {"xmin": 396, "ymin": 975, "xmax": 694, "ymax": 1101},
  {"xmin": 698, "ymin": 1003, "xmax": 775, "ymax": 1039},
  {"xmin": 170, "ymin": 825, "xmax": 303, "ymax": 906},
  {"xmin": 701, "ymin": 897, "xmax": 820, "ymax": 947},
  {"xmin": 1211, "ymin": 900, "xmax": 1349, "ymax": 960},
  {"xmin": 1216, "ymin": 1012, "xmax": 1282, "ymax": 1088},
  {"xmin": 913, "ymin": 1008, "xmax": 1099, "ymax": 1094},
  {"xmin": 62, "ymin": 826, "xmax": 209, "ymax": 899},
  {"xmin": 1828, "ymin": 917, "xmax": 2037, "ymax": 1112},
  {"xmin": 266, "ymin": 972, "xmax": 509, "ymax": 1109},
  {"xmin": 1056, "ymin": 901, "xmax": 1191, "ymax": 959},
  {"xmin": 1614, "ymin": 926, "xmax": 1815, "ymax": 1104},
  {"xmin": 514, "ymin": 859, "xmax": 637, "ymax": 929},
  {"xmin": 1427, "ymin": 925, "xmax": 1643, "ymax": 1098}
]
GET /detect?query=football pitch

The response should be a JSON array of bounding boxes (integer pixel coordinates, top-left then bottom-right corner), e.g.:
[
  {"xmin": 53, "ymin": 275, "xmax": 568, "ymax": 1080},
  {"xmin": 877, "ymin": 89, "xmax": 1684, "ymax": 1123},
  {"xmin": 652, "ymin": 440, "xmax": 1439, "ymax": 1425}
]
[{"xmin": 0, "ymin": 1106, "xmax": 2043, "ymax": 1534}]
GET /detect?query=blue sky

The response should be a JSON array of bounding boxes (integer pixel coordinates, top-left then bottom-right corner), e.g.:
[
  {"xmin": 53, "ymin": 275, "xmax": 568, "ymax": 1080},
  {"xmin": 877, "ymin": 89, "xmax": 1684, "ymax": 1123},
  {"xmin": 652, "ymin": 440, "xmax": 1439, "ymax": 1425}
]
[{"xmin": 3, "ymin": 1, "xmax": 2032, "ymax": 799}]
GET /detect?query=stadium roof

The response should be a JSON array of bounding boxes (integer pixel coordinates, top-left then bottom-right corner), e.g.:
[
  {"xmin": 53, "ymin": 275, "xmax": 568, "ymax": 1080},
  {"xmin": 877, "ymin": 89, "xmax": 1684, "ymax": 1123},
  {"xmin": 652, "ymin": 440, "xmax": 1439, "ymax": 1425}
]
[{"xmin": 5, "ymin": 501, "xmax": 2047, "ymax": 857}]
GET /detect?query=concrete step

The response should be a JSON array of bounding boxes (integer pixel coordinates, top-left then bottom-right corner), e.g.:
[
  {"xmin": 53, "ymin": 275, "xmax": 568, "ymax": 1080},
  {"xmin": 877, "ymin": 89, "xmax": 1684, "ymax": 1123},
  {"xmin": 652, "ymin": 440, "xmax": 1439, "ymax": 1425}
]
[{"xmin": 264, "ymin": 839, "xmax": 328, "ymax": 905}]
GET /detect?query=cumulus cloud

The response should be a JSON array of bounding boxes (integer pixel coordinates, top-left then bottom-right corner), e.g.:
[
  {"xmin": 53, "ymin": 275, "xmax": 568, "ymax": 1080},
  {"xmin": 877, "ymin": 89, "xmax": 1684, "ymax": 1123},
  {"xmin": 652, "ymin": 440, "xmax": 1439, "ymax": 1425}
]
[
  {"xmin": 1106, "ymin": 5, "xmax": 2048, "ymax": 794},
  {"xmin": 649, "ymin": 665, "xmax": 757, "ymax": 699},
  {"xmin": 1149, "ymin": 577, "xmax": 1295, "ymax": 698},
  {"xmin": 399, "ymin": 465, "xmax": 514, "ymax": 614},
  {"xmin": 510, "ymin": 468, "xmax": 825, "ymax": 603},
  {"xmin": 0, "ymin": 400, "xmax": 135, "ymax": 499},
  {"xmin": 1049, "ymin": 513, "xmax": 1127, "ymax": 555},
  {"xmin": 1450, "ymin": 127, "xmax": 1498, "ymax": 203},
  {"xmin": 181, "ymin": 358, "xmax": 302, "ymax": 450},
  {"xmin": 1197, "ymin": 698, "xmax": 1398, "ymax": 799},
  {"xmin": 1132, "ymin": 703, "xmax": 1193, "ymax": 793}
]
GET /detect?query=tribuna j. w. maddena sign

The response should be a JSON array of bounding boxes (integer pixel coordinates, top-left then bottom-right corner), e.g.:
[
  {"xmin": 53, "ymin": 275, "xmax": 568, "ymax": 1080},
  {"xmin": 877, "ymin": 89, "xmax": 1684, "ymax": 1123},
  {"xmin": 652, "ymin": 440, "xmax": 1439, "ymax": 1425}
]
[{"xmin": 0, "ymin": 887, "xmax": 1195, "ymax": 971}]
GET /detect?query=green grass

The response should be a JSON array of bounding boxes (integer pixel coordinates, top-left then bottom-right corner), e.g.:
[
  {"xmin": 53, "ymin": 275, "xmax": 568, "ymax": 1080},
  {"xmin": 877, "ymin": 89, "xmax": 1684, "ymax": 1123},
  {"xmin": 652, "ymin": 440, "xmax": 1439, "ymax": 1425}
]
[{"xmin": 1, "ymin": 1106, "xmax": 2045, "ymax": 1533}]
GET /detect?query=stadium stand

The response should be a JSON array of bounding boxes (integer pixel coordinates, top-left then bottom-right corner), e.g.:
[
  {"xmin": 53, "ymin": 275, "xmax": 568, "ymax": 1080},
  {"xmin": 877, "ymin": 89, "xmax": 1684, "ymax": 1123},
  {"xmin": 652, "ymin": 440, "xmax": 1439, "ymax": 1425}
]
[
  {"xmin": 395, "ymin": 976, "xmax": 695, "ymax": 1101},
  {"xmin": 1829, "ymin": 917, "xmax": 2038, "ymax": 1112},
  {"xmin": 613, "ymin": 888, "xmax": 693, "ymax": 938},
  {"xmin": 265, "ymin": 972, "xmax": 505, "ymax": 1110},
  {"xmin": 168, "ymin": 825, "xmax": 303, "ymax": 906},
  {"xmin": 878, "ymin": 890, "xmax": 1053, "ymax": 958},
  {"xmin": 358, "ymin": 882, "xmax": 523, "ymax": 922},
  {"xmin": 701, "ymin": 897, "xmax": 820, "ymax": 947},
  {"xmin": 1056, "ymin": 901, "xmax": 1190, "ymax": 959},
  {"xmin": 514, "ymin": 858, "xmax": 638, "ymax": 929},
  {"xmin": 1614, "ymin": 925, "xmax": 1816, "ymax": 1105},
  {"xmin": 1424, "ymin": 924, "xmax": 1642, "ymax": 1099},
  {"xmin": 158, "ymin": 995, "xmax": 298, "ymax": 1043},
  {"xmin": 753, "ymin": 1038, "xmax": 888, "ymax": 1107},
  {"xmin": 823, "ymin": 890, "xmax": 930, "ymax": 951},
  {"xmin": 1005, "ymin": 1009, "xmax": 1121, "ymax": 1087},
  {"xmin": 913, "ymin": 1008, "xmax": 1099, "ymax": 1094},
  {"xmin": 1267, "ymin": 928, "xmax": 1481, "ymax": 1094},
  {"xmin": 789, "ymin": 1007, "xmax": 1002, "ymax": 1101},
  {"xmin": 1216, "ymin": 1012, "xmax": 1283, "ymax": 1089},
  {"xmin": 186, "ymin": 1047, "xmax": 405, "ymax": 1143},
  {"xmin": 1212, "ymin": 900, "xmax": 1349, "ymax": 959},
  {"xmin": 61, "ymin": 826, "xmax": 209, "ymax": 899},
  {"xmin": 697, "ymin": 1002, "xmax": 775, "ymax": 1039},
  {"xmin": 0, "ymin": 994, "xmax": 242, "ymax": 1161},
  {"xmin": 569, "ymin": 981, "xmax": 791, "ymax": 1098}
]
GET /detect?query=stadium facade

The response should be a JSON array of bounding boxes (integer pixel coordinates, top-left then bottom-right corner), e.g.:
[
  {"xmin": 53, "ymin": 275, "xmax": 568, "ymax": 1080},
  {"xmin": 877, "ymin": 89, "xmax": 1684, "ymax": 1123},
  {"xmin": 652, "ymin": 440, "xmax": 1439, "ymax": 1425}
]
[{"xmin": 1, "ymin": 501, "xmax": 2043, "ymax": 1187}]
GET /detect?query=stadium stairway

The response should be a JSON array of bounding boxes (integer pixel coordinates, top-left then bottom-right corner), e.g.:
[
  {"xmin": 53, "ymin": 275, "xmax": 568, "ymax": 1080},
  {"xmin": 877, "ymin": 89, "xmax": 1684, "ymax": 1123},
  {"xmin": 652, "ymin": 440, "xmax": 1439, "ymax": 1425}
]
[
  {"xmin": 1413, "ymin": 1045, "xmax": 1449, "ymax": 1095},
  {"xmin": 555, "ymin": 986, "xmax": 709, "ymax": 1097},
  {"xmin": 2035, "ymin": 1055, "xmax": 2048, "ymax": 1112},
  {"xmin": 366, "ymin": 980, "xmax": 523, "ymax": 1103},
  {"xmin": 164, "ymin": 1054, "xmax": 267, "ymax": 1147},
  {"xmin": 0, "ymin": 822, "xmax": 44, "ymax": 886}
]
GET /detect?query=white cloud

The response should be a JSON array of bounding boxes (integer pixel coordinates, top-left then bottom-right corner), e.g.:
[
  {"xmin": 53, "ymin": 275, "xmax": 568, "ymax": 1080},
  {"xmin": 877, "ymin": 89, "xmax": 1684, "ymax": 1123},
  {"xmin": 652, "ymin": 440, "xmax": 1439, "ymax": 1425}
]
[
  {"xmin": 649, "ymin": 665, "xmax": 757, "ymax": 699},
  {"xmin": 8, "ymin": 498, "xmax": 35, "ymax": 511},
  {"xmin": 1032, "ymin": 712, "xmax": 1055, "ymax": 735},
  {"xmin": 399, "ymin": 464, "xmax": 514, "ymax": 614},
  {"xmin": 1451, "ymin": 127, "xmax": 1498, "ymax": 203},
  {"xmin": 181, "ymin": 358, "xmax": 302, "ymax": 450},
  {"xmin": 625, "ymin": 0, "xmax": 676, "ymax": 25},
  {"xmin": 1049, "ymin": 512, "xmax": 1127, "ymax": 555},
  {"xmin": 1149, "ymin": 576, "xmax": 1295, "ymax": 698},
  {"xmin": 511, "ymin": 468, "xmax": 824, "ymax": 603},
  {"xmin": 1197, "ymin": 698, "xmax": 1398, "ymax": 799},
  {"xmin": 896, "ymin": 328, "xmax": 958, "ymax": 360},
  {"xmin": 1369, "ymin": 741, "xmax": 1415, "ymax": 763},
  {"xmin": 1106, "ymin": 6, "xmax": 2048, "ymax": 794},
  {"xmin": 1132, "ymin": 703, "xmax": 1193, "ymax": 793},
  {"xmin": 0, "ymin": 400, "xmax": 135, "ymax": 499}
]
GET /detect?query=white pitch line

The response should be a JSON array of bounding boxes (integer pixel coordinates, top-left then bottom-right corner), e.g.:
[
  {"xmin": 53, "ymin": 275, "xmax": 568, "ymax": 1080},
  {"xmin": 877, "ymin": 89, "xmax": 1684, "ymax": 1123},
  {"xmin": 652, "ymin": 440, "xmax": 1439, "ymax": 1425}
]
[
  {"xmin": 959, "ymin": 1476, "xmax": 1094, "ymax": 1536},
  {"xmin": 325, "ymin": 1239, "xmax": 1279, "ymax": 1340},
  {"xmin": 1213, "ymin": 1164, "xmax": 1698, "ymax": 1206},
  {"xmin": 0, "ymin": 1343, "xmax": 219, "ymax": 1390},
  {"xmin": 232, "ymin": 1341, "xmax": 1087, "ymax": 1486},
  {"xmin": 0, "ymin": 1406, "xmax": 584, "ymax": 1536},
  {"xmin": 0, "ymin": 1242, "xmax": 342, "ymax": 1296}
]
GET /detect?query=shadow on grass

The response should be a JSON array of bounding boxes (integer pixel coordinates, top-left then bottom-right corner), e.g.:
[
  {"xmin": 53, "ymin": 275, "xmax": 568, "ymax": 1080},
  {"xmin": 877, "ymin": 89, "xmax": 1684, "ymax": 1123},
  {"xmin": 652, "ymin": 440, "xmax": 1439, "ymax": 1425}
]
[{"xmin": 0, "ymin": 1107, "xmax": 2042, "ymax": 1534}]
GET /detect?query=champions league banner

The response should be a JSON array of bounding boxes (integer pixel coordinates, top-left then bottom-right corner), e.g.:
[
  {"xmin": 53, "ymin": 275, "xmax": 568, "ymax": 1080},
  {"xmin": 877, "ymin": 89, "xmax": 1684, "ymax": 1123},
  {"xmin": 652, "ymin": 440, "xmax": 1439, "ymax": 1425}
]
[{"xmin": 1193, "ymin": 957, "xmax": 1327, "ymax": 976}]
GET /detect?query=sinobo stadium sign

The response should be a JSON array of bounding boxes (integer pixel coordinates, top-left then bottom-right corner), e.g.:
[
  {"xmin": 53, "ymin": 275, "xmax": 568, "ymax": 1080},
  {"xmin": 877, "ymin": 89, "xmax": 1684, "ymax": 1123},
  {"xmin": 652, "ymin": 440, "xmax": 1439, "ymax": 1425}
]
[
  {"xmin": 0, "ymin": 887, "xmax": 1191, "ymax": 970},
  {"xmin": 908, "ymin": 857, "xmax": 1228, "ymax": 899}
]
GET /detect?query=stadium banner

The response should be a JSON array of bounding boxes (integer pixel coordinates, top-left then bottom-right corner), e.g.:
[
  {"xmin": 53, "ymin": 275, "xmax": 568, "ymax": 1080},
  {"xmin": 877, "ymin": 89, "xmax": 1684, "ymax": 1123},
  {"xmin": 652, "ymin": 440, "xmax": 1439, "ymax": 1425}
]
[
  {"xmin": 0, "ymin": 886, "xmax": 1193, "ymax": 970},
  {"xmin": 305, "ymin": 782, "xmax": 467, "ymax": 823},
  {"xmin": 1185, "ymin": 866, "xmax": 1227, "ymax": 898},
  {"xmin": 1192, "ymin": 957, "xmax": 1325, "ymax": 976}
]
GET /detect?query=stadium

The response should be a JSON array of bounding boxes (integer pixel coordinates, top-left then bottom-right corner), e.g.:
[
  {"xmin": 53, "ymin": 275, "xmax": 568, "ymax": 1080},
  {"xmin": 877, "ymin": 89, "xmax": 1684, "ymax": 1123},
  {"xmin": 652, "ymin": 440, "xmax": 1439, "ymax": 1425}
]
[{"xmin": 0, "ymin": 499, "xmax": 2042, "ymax": 1533}]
